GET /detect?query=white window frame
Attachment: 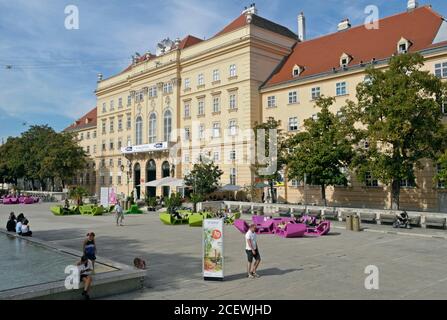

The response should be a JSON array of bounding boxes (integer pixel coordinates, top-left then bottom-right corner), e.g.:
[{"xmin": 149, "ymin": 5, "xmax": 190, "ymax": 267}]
[
  {"xmin": 213, "ymin": 96, "xmax": 220, "ymax": 113},
  {"xmin": 198, "ymin": 73, "xmax": 204, "ymax": 86},
  {"xmin": 267, "ymin": 96, "xmax": 276, "ymax": 108},
  {"xmin": 212, "ymin": 69, "xmax": 220, "ymax": 82},
  {"xmin": 212, "ymin": 122, "xmax": 221, "ymax": 138},
  {"xmin": 435, "ymin": 62, "xmax": 447, "ymax": 79},
  {"xmin": 336, "ymin": 82, "xmax": 347, "ymax": 96},
  {"xmin": 311, "ymin": 87, "xmax": 321, "ymax": 100},
  {"xmin": 229, "ymin": 64, "xmax": 237, "ymax": 78},
  {"xmin": 198, "ymin": 99, "xmax": 205, "ymax": 115},
  {"xmin": 229, "ymin": 93, "xmax": 237, "ymax": 109},
  {"xmin": 288, "ymin": 91, "xmax": 298, "ymax": 104},
  {"xmin": 288, "ymin": 117, "xmax": 298, "ymax": 131}
]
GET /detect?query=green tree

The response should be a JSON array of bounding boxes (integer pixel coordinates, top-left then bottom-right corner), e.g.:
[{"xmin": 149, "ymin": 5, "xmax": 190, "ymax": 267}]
[
  {"xmin": 252, "ymin": 118, "xmax": 287, "ymax": 203},
  {"xmin": 69, "ymin": 186, "xmax": 89, "ymax": 206},
  {"xmin": 164, "ymin": 193, "xmax": 183, "ymax": 215},
  {"xmin": 184, "ymin": 161, "xmax": 223, "ymax": 197},
  {"xmin": 287, "ymin": 96, "xmax": 356, "ymax": 206},
  {"xmin": 348, "ymin": 53, "xmax": 447, "ymax": 209}
]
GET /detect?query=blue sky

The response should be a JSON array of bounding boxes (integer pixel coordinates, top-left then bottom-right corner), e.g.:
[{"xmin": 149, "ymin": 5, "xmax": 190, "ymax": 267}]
[{"xmin": 1, "ymin": 0, "xmax": 446, "ymax": 141}]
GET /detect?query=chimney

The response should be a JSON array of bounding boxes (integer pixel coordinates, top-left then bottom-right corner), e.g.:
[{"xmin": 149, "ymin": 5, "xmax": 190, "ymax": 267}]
[
  {"xmin": 97, "ymin": 73, "xmax": 103, "ymax": 82},
  {"xmin": 337, "ymin": 18, "xmax": 351, "ymax": 32},
  {"xmin": 297, "ymin": 12, "xmax": 306, "ymax": 41},
  {"xmin": 407, "ymin": 0, "xmax": 418, "ymax": 10}
]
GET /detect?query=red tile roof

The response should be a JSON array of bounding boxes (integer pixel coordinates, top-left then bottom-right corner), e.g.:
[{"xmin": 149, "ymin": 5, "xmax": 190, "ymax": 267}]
[
  {"xmin": 65, "ymin": 107, "xmax": 97, "ymax": 132},
  {"xmin": 264, "ymin": 6, "xmax": 445, "ymax": 88},
  {"xmin": 178, "ymin": 35, "xmax": 203, "ymax": 49},
  {"xmin": 215, "ymin": 13, "xmax": 297, "ymax": 40}
]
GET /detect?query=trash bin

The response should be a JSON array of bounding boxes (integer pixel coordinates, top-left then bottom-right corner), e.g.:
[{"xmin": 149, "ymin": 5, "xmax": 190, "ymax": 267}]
[
  {"xmin": 346, "ymin": 214, "xmax": 353, "ymax": 231},
  {"xmin": 352, "ymin": 214, "xmax": 361, "ymax": 232}
]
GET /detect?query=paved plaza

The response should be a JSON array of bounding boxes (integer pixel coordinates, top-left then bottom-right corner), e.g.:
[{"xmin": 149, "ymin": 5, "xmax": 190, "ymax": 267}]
[{"xmin": 1, "ymin": 203, "xmax": 447, "ymax": 300}]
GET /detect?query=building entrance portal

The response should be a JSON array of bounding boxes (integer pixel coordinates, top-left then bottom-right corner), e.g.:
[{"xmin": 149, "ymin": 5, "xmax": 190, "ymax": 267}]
[{"xmin": 146, "ymin": 160, "xmax": 156, "ymax": 198}]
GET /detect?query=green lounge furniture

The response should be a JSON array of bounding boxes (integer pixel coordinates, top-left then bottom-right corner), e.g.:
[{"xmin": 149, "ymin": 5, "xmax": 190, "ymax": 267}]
[
  {"xmin": 160, "ymin": 212, "xmax": 188, "ymax": 225},
  {"xmin": 79, "ymin": 205, "xmax": 104, "ymax": 216},
  {"xmin": 188, "ymin": 212, "xmax": 213, "ymax": 227},
  {"xmin": 126, "ymin": 204, "xmax": 144, "ymax": 214},
  {"xmin": 51, "ymin": 205, "xmax": 80, "ymax": 216},
  {"xmin": 225, "ymin": 212, "xmax": 241, "ymax": 225}
]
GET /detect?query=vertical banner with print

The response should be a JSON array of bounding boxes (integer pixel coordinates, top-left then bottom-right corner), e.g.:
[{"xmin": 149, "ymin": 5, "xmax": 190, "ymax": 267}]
[
  {"xmin": 100, "ymin": 187, "xmax": 109, "ymax": 207},
  {"xmin": 203, "ymin": 219, "xmax": 224, "ymax": 281}
]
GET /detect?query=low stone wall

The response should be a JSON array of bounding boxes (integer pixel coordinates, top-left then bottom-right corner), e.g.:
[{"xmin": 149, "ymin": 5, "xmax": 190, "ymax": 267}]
[{"xmin": 200, "ymin": 201, "xmax": 447, "ymax": 230}]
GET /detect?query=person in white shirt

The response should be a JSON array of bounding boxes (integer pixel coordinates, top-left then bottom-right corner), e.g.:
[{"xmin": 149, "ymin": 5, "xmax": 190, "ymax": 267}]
[
  {"xmin": 245, "ymin": 224, "xmax": 261, "ymax": 278},
  {"xmin": 20, "ymin": 219, "xmax": 32, "ymax": 237}
]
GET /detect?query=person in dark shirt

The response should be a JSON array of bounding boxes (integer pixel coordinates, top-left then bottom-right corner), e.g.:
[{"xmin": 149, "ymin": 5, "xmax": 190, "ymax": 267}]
[{"xmin": 6, "ymin": 212, "xmax": 16, "ymax": 232}]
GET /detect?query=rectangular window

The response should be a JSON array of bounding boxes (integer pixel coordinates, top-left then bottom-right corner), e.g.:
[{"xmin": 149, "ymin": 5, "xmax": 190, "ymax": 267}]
[
  {"xmin": 127, "ymin": 95, "xmax": 131, "ymax": 106},
  {"xmin": 229, "ymin": 93, "xmax": 237, "ymax": 109},
  {"xmin": 118, "ymin": 98, "xmax": 123, "ymax": 108},
  {"xmin": 102, "ymin": 121, "xmax": 106, "ymax": 134},
  {"xmin": 79, "ymin": 133, "xmax": 84, "ymax": 141},
  {"xmin": 230, "ymin": 168, "xmax": 237, "ymax": 185},
  {"xmin": 93, "ymin": 145, "xmax": 97, "ymax": 154},
  {"xmin": 400, "ymin": 178, "xmax": 415, "ymax": 188},
  {"xmin": 118, "ymin": 118, "xmax": 123, "ymax": 131},
  {"xmin": 198, "ymin": 74, "xmax": 204, "ymax": 86},
  {"xmin": 213, "ymin": 97, "xmax": 220, "ymax": 113},
  {"xmin": 365, "ymin": 172, "xmax": 378, "ymax": 187},
  {"xmin": 184, "ymin": 78, "xmax": 190, "ymax": 89},
  {"xmin": 288, "ymin": 117, "xmax": 298, "ymax": 131},
  {"xmin": 109, "ymin": 175, "xmax": 113, "ymax": 185},
  {"xmin": 198, "ymin": 100, "xmax": 205, "ymax": 115},
  {"xmin": 102, "ymin": 103, "xmax": 107, "ymax": 113},
  {"xmin": 291, "ymin": 179, "xmax": 300, "ymax": 187},
  {"xmin": 229, "ymin": 64, "xmax": 237, "ymax": 77},
  {"xmin": 213, "ymin": 122, "xmax": 221, "ymax": 138},
  {"xmin": 184, "ymin": 103, "xmax": 191, "ymax": 117},
  {"xmin": 288, "ymin": 91, "xmax": 298, "ymax": 104},
  {"xmin": 86, "ymin": 146, "xmax": 90, "ymax": 154},
  {"xmin": 117, "ymin": 175, "xmax": 122, "ymax": 185},
  {"xmin": 163, "ymin": 82, "xmax": 173, "ymax": 94},
  {"xmin": 126, "ymin": 115, "xmax": 131, "ymax": 130},
  {"xmin": 229, "ymin": 120, "xmax": 237, "ymax": 136},
  {"xmin": 148, "ymin": 86, "xmax": 155, "ymax": 98},
  {"xmin": 93, "ymin": 131, "xmax": 97, "ymax": 139},
  {"xmin": 118, "ymin": 138, "xmax": 122, "ymax": 149},
  {"xmin": 109, "ymin": 139, "xmax": 114, "ymax": 150},
  {"xmin": 184, "ymin": 127, "xmax": 191, "ymax": 141},
  {"xmin": 184, "ymin": 152, "xmax": 190, "ymax": 163},
  {"xmin": 127, "ymin": 136, "xmax": 131, "ymax": 147},
  {"xmin": 213, "ymin": 152, "xmax": 220, "ymax": 162},
  {"xmin": 109, "ymin": 118, "xmax": 114, "ymax": 133},
  {"xmin": 86, "ymin": 132, "xmax": 90, "ymax": 140},
  {"xmin": 102, "ymin": 141, "xmax": 106, "ymax": 151},
  {"xmin": 110, "ymin": 100, "xmax": 115, "ymax": 111},
  {"xmin": 212, "ymin": 69, "xmax": 220, "ymax": 82},
  {"xmin": 442, "ymin": 99, "xmax": 447, "ymax": 115},
  {"xmin": 311, "ymin": 87, "xmax": 321, "ymax": 100},
  {"xmin": 229, "ymin": 149, "xmax": 237, "ymax": 161},
  {"xmin": 336, "ymin": 82, "xmax": 347, "ymax": 96},
  {"xmin": 435, "ymin": 62, "xmax": 447, "ymax": 78},
  {"xmin": 199, "ymin": 124, "xmax": 205, "ymax": 139},
  {"xmin": 267, "ymin": 96, "xmax": 276, "ymax": 108}
]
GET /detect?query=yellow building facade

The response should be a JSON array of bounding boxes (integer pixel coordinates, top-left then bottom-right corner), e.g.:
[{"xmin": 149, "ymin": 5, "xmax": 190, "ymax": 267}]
[{"xmin": 69, "ymin": 4, "xmax": 447, "ymax": 211}]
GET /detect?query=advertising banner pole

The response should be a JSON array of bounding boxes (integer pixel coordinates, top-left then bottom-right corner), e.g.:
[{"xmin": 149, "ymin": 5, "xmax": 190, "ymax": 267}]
[{"xmin": 203, "ymin": 218, "xmax": 224, "ymax": 281}]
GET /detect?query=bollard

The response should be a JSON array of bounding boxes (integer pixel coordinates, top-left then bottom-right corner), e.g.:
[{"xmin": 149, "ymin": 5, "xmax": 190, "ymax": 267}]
[
  {"xmin": 346, "ymin": 214, "xmax": 353, "ymax": 231},
  {"xmin": 352, "ymin": 214, "xmax": 361, "ymax": 232}
]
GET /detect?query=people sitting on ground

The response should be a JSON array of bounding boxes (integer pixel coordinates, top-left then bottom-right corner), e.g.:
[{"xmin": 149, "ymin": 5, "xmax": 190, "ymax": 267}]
[
  {"xmin": 77, "ymin": 255, "xmax": 93, "ymax": 300},
  {"xmin": 15, "ymin": 213, "xmax": 24, "ymax": 235},
  {"xmin": 133, "ymin": 257, "xmax": 147, "ymax": 270},
  {"xmin": 21, "ymin": 219, "xmax": 32, "ymax": 237},
  {"xmin": 6, "ymin": 212, "xmax": 16, "ymax": 232}
]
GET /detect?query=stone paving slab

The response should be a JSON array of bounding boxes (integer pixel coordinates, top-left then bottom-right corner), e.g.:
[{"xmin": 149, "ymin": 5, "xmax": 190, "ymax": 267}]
[{"xmin": 1, "ymin": 203, "xmax": 447, "ymax": 299}]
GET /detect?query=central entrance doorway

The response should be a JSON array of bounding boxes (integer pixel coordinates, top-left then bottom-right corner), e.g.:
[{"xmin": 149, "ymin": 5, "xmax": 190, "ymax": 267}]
[{"xmin": 134, "ymin": 163, "xmax": 141, "ymax": 200}]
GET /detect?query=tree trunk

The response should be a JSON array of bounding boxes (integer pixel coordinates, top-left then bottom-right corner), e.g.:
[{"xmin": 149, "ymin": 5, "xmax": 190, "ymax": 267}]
[
  {"xmin": 391, "ymin": 179, "xmax": 400, "ymax": 210},
  {"xmin": 321, "ymin": 184, "xmax": 327, "ymax": 207}
]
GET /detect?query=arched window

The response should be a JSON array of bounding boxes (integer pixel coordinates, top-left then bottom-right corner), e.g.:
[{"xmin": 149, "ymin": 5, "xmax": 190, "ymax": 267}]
[
  {"xmin": 148, "ymin": 113, "xmax": 157, "ymax": 143},
  {"xmin": 163, "ymin": 110, "xmax": 172, "ymax": 141},
  {"xmin": 135, "ymin": 116, "xmax": 143, "ymax": 145}
]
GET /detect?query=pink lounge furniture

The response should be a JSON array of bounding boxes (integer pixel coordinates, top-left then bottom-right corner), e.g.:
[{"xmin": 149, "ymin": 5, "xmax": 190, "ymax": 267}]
[
  {"xmin": 23, "ymin": 197, "xmax": 35, "ymax": 204},
  {"xmin": 234, "ymin": 219, "xmax": 249, "ymax": 234},
  {"xmin": 275, "ymin": 223, "xmax": 306, "ymax": 238},
  {"xmin": 3, "ymin": 197, "xmax": 19, "ymax": 205},
  {"xmin": 305, "ymin": 221, "xmax": 331, "ymax": 237}
]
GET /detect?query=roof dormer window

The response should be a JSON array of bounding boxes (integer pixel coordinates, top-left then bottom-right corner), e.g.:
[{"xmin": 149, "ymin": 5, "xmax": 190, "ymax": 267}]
[
  {"xmin": 397, "ymin": 37, "xmax": 412, "ymax": 54},
  {"xmin": 340, "ymin": 53, "xmax": 352, "ymax": 68},
  {"xmin": 292, "ymin": 65, "xmax": 304, "ymax": 78}
]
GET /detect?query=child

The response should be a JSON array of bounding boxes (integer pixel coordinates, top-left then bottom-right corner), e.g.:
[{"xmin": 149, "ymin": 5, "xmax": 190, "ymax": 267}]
[
  {"xmin": 133, "ymin": 257, "xmax": 147, "ymax": 270},
  {"xmin": 83, "ymin": 232, "xmax": 97, "ymax": 270}
]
